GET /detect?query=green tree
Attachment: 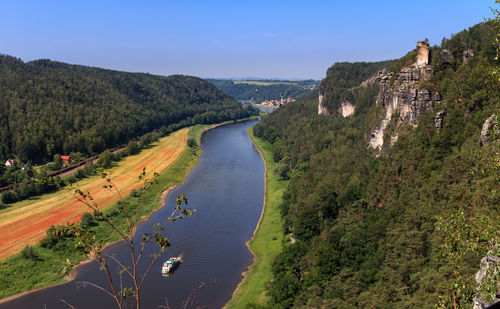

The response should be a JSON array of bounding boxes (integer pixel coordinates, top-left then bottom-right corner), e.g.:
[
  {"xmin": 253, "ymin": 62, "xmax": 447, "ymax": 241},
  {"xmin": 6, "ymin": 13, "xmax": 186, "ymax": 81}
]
[
  {"xmin": 20, "ymin": 245, "xmax": 38, "ymax": 260},
  {"xmin": 53, "ymin": 154, "xmax": 62, "ymax": 170},
  {"xmin": 126, "ymin": 141, "xmax": 140, "ymax": 155}
]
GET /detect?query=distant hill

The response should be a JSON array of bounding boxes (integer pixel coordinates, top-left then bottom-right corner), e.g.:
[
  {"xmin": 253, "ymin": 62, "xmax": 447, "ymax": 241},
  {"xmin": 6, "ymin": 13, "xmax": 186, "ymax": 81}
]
[
  {"xmin": 206, "ymin": 78, "xmax": 319, "ymax": 103},
  {"xmin": 0, "ymin": 55, "xmax": 253, "ymax": 163}
]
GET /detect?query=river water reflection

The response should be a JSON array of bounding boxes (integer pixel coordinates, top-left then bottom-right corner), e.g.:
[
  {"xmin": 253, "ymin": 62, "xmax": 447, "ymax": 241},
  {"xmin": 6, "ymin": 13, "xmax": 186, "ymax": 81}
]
[{"xmin": 1, "ymin": 119, "xmax": 264, "ymax": 309}]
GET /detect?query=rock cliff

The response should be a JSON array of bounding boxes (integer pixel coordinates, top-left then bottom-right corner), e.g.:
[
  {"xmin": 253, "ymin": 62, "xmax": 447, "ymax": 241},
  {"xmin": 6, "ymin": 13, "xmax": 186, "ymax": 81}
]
[
  {"xmin": 366, "ymin": 43, "xmax": 443, "ymax": 152},
  {"xmin": 318, "ymin": 91, "xmax": 329, "ymax": 115},
  {"xmin": 338, "ymin": 101, "xmax": 355, "ymax": 117},
  {"xmin": 473, "ymin": 247, "xmax": 500, "ymax": 309}
]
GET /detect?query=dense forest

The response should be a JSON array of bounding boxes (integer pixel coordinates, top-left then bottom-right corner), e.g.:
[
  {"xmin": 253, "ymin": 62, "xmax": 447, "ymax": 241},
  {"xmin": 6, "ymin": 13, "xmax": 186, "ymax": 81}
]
[
  {"xmin": 0, "ymin": 56, "xmax": 256, "ymax": 165},
  {"xmin": 206, "ymin": 79, "xmax": 318, "ymax": 103},
  {"xmin": 252, "ymin": 20, "xmax": 499, "ymax": 308}
]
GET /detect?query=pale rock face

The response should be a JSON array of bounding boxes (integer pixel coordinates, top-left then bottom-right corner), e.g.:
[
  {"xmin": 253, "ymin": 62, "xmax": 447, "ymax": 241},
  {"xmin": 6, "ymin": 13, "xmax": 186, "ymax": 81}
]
[
  {"xmin": 318, "ymin": 92, "xmax": 329, "ymax": 115},
  {"xmin": 367, "ymin": 64, "xmax": 442, "ymax": 151},
  {"xmin": 434, "ymin": 111, "xmax": 445, "ymax": 128},
  {"xmin": 339, "ymin": 101, "xmax": 355, "ymax": 117},
  {"xmin": 480, "ymin": 114, "xmax": 497, "ymax": 145},
  {"xmin": 440, "ymin": 49, "xmax": 453, "ymax": 65},
  {"xmin": 390, "ymin": 134, "xmax": 399, "ymax": 146},
  {"xmin": 416, "ymin": 41, "xmax": 430, "ymax": 67},
  {"xmin": 463, "ymin": 49, "xmax": 475, "ymax": 64},
  {"xmin": 473, "ymin": 247, "xmax": 500, "ymax": 309},
  {"xmin": 368, "ymin": 102, "xmax": 394, "ymax": 151}
]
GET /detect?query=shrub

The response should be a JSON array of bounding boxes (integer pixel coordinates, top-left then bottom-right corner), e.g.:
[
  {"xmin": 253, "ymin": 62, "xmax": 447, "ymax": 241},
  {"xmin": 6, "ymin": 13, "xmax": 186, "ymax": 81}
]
[
  {"xmin": 21, "ymin": 245, "xmax": 38, "ymax": 260},
  {"xmin": 126, "ymin": 141, "xmax": 140, "ymax": 155},
  {"xmin": 80, "ymin": 212, "xmax": 96, "ymax": 229},
  {"xmin": 1, "ymin": 190, "xmax": 18, "ymax": 204},
  {"xmin": 187, "ymin": 138, "xmax": 197, "ymax": 148},
  {"xmin": 40, "ymin": 225, "xmax": 59, "ymax": 249}
]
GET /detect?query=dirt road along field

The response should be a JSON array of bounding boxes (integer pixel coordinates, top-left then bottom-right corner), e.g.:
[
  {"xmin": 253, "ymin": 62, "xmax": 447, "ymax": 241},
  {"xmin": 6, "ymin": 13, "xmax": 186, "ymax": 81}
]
[{"xmin": 0, "ymin": 129, "xmax": 188, "ymax": 260}]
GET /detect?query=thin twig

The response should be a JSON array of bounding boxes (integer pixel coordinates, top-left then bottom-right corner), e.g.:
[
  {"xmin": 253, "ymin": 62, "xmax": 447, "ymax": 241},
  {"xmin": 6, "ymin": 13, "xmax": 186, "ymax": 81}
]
[{"xmin": 59, "ymin": 298, "xmax": 77, "ymax": 309}]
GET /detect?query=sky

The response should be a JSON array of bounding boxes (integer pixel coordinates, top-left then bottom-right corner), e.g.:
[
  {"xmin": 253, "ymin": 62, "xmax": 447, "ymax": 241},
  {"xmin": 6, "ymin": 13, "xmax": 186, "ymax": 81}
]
[{"xmin": 0, "ymin": 1, "xmax": 495, "ymax": 79}]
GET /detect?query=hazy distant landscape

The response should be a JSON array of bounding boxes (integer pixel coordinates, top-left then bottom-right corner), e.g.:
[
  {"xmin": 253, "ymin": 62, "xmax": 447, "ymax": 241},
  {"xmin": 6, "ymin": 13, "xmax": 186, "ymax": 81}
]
[{"xmin": 206, "ymin": 78, "xmax": 319, "ymax": 107}]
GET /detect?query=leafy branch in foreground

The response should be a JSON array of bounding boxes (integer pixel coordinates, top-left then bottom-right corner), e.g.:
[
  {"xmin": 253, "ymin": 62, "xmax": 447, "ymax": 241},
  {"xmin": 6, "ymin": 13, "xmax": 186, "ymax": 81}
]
[{"xmin": 55, "ymin": 168, "xmax": 194, "ymax": 309}]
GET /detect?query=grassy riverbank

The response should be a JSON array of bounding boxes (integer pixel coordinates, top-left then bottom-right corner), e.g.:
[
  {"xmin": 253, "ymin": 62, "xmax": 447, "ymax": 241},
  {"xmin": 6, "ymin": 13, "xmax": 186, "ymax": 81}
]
[
  {"xmin": 0, "ymin": 124, "xmax": 209, "ymax": 300},
  {"xmin": 225, "ymin": 130, "xmax": 288, "ymax": 308}
]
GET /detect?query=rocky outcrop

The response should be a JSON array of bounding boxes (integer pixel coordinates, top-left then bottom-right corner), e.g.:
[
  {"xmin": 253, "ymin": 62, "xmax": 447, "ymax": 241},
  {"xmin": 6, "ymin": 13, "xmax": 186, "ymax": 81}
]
[
  {"xmin": 464, "ymin": 49, "xmax": 475, "ymax": 64},
  {"xmin": 416, "ymin": 41, "xmax": 430, "ymax": 67},
  {"xmin": 318, "ymin": 91, "xmax": 329, "ymax": 115},
  {"xmin": 367, "ymin": 63, "xmax": 442, "ymax": 150},
  {"xmin": 318, "ymin": 91, "xmax": 354, "ymax": 117},
  {"xmin": 434, "ymin": 111, "xmax": 445, "ymax": 128},
  {"xmin": 365, "ymin": 41, "xmax": 448, "ymax": 152},
  {"xmin": 440, "ymin": 49, "xmax": 453, "ymax": 65},
  {"xmin": 339, "ymin": 101, "xmax": 355, "ymax": 117},
  {"xmin": 473, "ymin": 248, "xmax": 500, "ymax": 309},
  {"xmin": 480, "ymin": 114, "xmax": 498, "ymax": 145}
]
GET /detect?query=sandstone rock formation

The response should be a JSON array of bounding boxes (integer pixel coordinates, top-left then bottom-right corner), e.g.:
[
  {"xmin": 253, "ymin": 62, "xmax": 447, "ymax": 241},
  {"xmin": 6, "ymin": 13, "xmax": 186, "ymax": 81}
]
[
  {"xmin": 440, "ymin": 49, "xmax": 453, "ymax": 65},
  {"xmin": 463, "ymin": 49, "xmax": 475, "ymax": 64},
  {"xmin": 318, "ymin": 91, "xmax": 329, "ymax": 115},
  {"xmin": 480, "ymin": 114, "xmax": 498, "ymax": 145},
  {"xmin": 473, "ymin": 248, "xmax": 500, "ymax": 309},
  {"xmin": 416, "ymin": 41, "xmax": 430, "ymax": 66},
  {"xmin": 366, "ymin": 64, "xmax": 442, "ymax": 150},
  {"xmin": 367, "ymin": 41, "xmax": 442, "ymax": 152},
  {"xmin": 434, "ymin": 111, "xmax": 445, "ymax": 129},
  {"xmin": 338, "ymin": 101, "xmax": 355, "ymax": 117}
]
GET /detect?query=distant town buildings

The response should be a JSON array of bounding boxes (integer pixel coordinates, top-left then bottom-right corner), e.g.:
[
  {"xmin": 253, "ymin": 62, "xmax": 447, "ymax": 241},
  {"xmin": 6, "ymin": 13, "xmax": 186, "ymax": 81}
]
[
  {"xmin": 260, "ymin": 97, "xmax": 295, "ymax": 108},
  {"xmin": 302, "ymin": 85, "xmax": 317, "ymax": 90}
]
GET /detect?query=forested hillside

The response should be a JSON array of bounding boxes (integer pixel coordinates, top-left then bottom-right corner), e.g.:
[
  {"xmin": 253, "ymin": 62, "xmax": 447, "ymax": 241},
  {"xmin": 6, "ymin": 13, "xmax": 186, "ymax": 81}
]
[
  {"xmin": 0, "ymin": 55, "xmax": 253, "ymax": 163},
  {"xmin": 206, "ymin": 79, "xmax": 318, "ymax": 103},
  {"xmin": 252, "ymin": 21, "xmax": 499, "ymax": 308}
]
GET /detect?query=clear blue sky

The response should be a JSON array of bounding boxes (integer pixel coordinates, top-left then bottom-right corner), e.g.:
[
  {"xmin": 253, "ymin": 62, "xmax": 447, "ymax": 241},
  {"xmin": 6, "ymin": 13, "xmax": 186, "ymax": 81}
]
[{"xmin": 0, "ymin": 0, "xmax": 494, "ymax": 79}]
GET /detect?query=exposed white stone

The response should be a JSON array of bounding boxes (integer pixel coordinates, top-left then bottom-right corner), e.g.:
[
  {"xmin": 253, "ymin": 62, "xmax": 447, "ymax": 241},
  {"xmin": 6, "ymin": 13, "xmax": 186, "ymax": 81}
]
[
  {"xmin": 368, "ymin": 104, "xmax": 394, "ymax": 151},
  {"xmin": 318, "ymin": 92, "xmax": 329, "ymax": 115},
  {"xmin": 390, "ymin": 134, "xmax": 398, "ymax": 146},
  {"xmin": 339, "ymin": 101, "xmax": 355, "ymax": 117},
  {"xmin": 473, "ymin": 246, "xmax": 500, "ymax": 309},
  {"xmin": 480, "ymin": 114, "xmax": 497, "ymax": 145}
]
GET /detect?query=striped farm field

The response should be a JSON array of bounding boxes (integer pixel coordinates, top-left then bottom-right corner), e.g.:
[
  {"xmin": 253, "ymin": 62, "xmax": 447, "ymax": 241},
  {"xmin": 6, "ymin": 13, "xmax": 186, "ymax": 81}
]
[{"xmin": 0, "ymin": 129, "xmax": 188, "ymax": 260}]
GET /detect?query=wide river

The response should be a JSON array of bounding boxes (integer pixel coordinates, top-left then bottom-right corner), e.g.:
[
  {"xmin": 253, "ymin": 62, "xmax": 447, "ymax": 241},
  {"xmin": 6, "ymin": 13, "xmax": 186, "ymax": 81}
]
[{"xmin": 1, "ymin": 119, "xmax": 265, "ymax": 309}]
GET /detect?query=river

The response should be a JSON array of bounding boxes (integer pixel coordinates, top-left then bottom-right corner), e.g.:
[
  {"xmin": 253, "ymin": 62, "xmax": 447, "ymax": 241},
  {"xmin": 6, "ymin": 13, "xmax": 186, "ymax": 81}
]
[{"xmin": 1, "ymin": 119, "xmax": 265, "ymax": 309}]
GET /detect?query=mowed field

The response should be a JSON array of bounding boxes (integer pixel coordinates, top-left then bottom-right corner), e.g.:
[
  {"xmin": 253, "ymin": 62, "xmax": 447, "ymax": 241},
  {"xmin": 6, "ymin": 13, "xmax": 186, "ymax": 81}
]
[{"xmin": 0, "ymin": 129, "xmax": 188, "ymax": 260}]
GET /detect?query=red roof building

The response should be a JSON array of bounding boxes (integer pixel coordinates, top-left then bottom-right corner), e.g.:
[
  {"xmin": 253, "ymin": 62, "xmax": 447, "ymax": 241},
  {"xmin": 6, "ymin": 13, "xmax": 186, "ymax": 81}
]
[{"xmin": 60, "ymin": 155, "xmax": 70, "ymax": 163}]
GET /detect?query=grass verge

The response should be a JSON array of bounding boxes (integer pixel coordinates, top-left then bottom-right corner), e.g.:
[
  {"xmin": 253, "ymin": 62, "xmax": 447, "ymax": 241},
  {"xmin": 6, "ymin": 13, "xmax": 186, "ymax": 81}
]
[
  {"xmin": 0, "ymin": 124, "xmax": 208, "ymax": 300},
  {"xmin": 224, "ymin": 130, "xmax": 288, "ymax": 308}
]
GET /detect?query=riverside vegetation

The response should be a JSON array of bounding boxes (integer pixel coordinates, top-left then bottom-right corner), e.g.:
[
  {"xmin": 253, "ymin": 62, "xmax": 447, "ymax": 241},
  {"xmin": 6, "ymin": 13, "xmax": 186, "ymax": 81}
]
[{"xmin": 247, "ymin": 18, "xmax": 499, "ymax": 309}]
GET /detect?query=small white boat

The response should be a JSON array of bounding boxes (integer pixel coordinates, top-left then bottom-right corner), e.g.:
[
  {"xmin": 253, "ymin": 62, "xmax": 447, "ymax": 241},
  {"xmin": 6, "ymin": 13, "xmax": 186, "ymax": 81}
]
[{"xmin": 162, "ymin": 256, "xmax": 181, "ymax": 274}]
